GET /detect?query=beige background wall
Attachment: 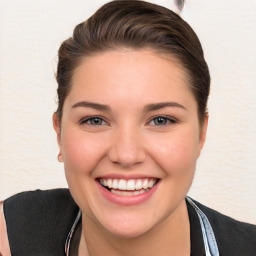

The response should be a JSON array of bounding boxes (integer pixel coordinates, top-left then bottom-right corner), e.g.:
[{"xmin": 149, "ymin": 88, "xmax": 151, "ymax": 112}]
[{"xmin": 0, "ymin": 0, "xmax": 255, "ymax": 224}]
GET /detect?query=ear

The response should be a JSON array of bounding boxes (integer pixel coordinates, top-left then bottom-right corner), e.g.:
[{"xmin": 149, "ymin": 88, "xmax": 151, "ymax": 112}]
[
  {"xmin": 198, "ymin": 114, "xmax": 208, "ymax": 158},
  {"xmin": 52, "ymin": 113, "xmax": 62, "ymax": 150}
]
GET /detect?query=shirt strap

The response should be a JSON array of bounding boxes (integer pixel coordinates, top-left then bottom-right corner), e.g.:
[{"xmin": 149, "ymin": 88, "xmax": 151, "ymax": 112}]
[
  {"xmin": 186, "ymin": 197, "xmax": 220, "ymax": 256},
  {"xmin": 65, "ymin": 198, "xmax": 220, "ymax": 256},
  {"xmin": 65, "ymin": 210, "xmax": 82, "ymax": 256}
]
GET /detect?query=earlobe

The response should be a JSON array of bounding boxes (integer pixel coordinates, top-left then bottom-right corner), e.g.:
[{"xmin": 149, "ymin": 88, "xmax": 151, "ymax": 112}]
[
  {"xmin": 57, "ymin": 152, "xmax": 63, "ymax": 162},
  {"xmin": 198, "ymin": 114, "xmax": 209, "ymax": 157}
]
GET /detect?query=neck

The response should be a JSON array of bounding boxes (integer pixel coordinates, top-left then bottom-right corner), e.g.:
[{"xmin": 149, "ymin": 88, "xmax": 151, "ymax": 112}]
[{"xmin": 79, "ymin": 200, "xmax": 190, "ymax": 256}]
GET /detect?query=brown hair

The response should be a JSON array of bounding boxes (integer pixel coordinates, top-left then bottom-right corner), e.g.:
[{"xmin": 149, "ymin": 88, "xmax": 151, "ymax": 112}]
[{"xmin": 56, "ymin": 0, "xmax": 210, "ymax": 124}]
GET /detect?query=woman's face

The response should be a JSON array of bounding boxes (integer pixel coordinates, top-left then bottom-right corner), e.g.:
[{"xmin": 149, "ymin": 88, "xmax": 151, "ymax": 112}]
[{"xmin": 54, "ymin": 49, "xmax": 207, "ymax": 238}]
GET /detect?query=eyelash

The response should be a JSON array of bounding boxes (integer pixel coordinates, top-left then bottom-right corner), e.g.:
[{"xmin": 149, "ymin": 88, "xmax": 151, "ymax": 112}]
[
  {"xmin": 147, "ymin": 116, "xmax": 178, "ymax": 126},
  {"xmin": 79, "ymin": 116, "xmax": 109, "ymax": 126},
  {"xmin": 79, "ymin": 115, "xmax": 177, "ymax": 127}
]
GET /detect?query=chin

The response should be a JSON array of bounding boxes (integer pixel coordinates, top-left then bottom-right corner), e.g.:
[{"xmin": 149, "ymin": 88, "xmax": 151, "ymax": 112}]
[
  {"xmin": 107, "ymin": 223, "xmax": 151, "ymax": 239},
  {"xmin": 97, "ymin": 211, "xmax": 156, "ymax": 239}
]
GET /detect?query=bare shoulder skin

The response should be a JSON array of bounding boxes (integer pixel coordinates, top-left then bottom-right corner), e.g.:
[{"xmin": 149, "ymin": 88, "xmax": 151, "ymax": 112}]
[{"xmin": 0, "ymin": 201, "xmax": 11, "ymax": 256}]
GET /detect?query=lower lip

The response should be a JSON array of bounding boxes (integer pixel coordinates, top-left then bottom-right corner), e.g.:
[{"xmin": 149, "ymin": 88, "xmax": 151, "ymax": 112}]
[{"xmin": 96, "ymin": 181, "xmax": 160, "ymax": 206}]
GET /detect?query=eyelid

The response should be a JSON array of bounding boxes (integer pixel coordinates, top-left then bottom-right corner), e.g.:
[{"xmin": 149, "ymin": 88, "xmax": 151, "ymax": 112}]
[
  {"xmin": 147, "ymin": 115, "xmax": 178, "ymax": 126},
  {"xmin": 78, "ymin": 116, "xmax": 110, "ymax": 126}
]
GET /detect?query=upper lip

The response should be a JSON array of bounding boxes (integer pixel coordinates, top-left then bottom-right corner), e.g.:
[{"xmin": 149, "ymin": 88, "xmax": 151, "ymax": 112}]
[{"xmin": 95, "ymin": 174, "xmax": 160, "ymax": 180}]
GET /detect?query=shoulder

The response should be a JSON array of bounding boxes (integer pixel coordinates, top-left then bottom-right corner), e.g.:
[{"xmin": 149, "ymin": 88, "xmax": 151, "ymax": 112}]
[
  {"xmin": 194, "ymin": 199, "xmax": 256, "ymax": 255},
  {"xmin": 4, "ymin": 188, "xmax": 78, "ymax": 230},
  {"xmin": 4, "ymin": 189, "xmax": 79, "ymax": 255},
  {"xmin": 4, "ymin": 188, "xmax": 74, "ymax": 208},
  {"xmin": 0, "ymin": 201, "xmax": 11, "ymax": 256}
]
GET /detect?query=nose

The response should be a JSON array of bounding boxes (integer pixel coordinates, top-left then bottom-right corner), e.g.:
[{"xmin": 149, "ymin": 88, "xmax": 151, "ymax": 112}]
[{"xmin": 108, "ymin": 126, "xmax": 146, "ymax": 167}]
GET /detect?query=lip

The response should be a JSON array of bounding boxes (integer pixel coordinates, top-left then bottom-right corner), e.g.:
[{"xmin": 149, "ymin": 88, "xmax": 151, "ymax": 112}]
[
  {"xmin": 96, "ymin": 178, "xmax": 160, "ymax": 206},
  {"xmin": 96, "ymin": 174, "xmax": 158, "ymax": 180}
]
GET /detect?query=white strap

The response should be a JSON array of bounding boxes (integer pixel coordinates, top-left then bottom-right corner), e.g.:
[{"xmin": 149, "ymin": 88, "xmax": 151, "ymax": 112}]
[
  {"xmin": 186, "ymin": 197, "xmax": 220, "ymax": 256},
  {"xmin": 65, "ymin": 199, "xmax": 220, "ymax": 256},
  {"xmin": 65, "ymin": 210, "xmax": 81, "ymax": 256}
]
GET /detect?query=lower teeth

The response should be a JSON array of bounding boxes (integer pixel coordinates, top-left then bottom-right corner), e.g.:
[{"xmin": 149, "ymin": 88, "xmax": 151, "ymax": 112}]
[{"xmin": 110, "ymin": 188, "xmax": 149, "ymax": 196}]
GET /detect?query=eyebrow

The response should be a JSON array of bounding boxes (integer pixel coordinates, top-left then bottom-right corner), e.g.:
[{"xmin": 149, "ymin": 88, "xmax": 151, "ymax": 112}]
[
  {"xmin": 143, "ymin": 102, "xmax": 187, "ymax": 112},
  {"xmin": 72, "ymin": 101, "xmax": 111, "ymax": 111},
  {"xmin": 71, "ymin": 101, "xmax": 186, "ymax": 112}
]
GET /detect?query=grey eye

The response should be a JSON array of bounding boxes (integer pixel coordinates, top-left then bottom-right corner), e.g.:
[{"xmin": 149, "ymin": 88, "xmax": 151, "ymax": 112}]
[
  {"xmin": 152, "ymin": 117, "xmax": 177, "ymax": 126},
  {"xmin": 89, "ymin": 117, "xmax": 103, "ymax": 125},
  {"xmin": 154, "ymin": 117, "xmax": 168, "ymax": 125}
]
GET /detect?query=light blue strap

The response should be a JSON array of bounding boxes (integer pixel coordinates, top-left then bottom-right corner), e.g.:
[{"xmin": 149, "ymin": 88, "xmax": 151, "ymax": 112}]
[
  {"xmin": 65, "ymin": 199, "xmax": 220, "ymax": 256},
  {"xmin": 65, "ymin": 210, "xmax": 82, "ymax": 256},
  {"xmin": 186, "ymin": 197, "xmax": 220, "ymax": 256}
]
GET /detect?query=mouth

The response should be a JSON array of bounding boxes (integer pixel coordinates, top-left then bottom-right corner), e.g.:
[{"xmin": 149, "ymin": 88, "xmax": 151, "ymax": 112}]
[{"xmin": 97, "ymin": 178, "xmax": 159, "ymax": 196}]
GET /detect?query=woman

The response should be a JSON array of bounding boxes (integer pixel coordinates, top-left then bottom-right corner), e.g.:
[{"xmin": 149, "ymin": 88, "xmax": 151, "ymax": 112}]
[{"xmin": 0, "ymin": 1, "xmax": 255, "ymax": 255}]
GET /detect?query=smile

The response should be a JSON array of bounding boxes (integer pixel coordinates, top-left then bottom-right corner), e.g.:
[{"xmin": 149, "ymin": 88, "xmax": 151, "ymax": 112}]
[{"xmin": 98, "ymin": 178, "xmax": 158, "ymax": 196}]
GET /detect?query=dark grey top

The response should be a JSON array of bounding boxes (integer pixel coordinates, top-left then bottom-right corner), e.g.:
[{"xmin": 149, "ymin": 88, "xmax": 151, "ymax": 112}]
[{"xmin": 3, "ymin": 189, "xmax": 256, "ymax": 256}]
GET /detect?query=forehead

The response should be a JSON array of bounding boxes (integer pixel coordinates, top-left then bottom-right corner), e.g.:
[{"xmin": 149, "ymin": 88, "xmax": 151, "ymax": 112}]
[{"xmin": 68, "ymin": 49, "xmax": 195, "ymax": 107}]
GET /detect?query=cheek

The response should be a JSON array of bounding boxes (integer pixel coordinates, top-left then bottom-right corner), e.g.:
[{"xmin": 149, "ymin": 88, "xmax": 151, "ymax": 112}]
[
  {"xmin": 148, "ymin": 128, "xmax": 200, "ymax": 176},
  {"xmin": 61, "ymin": 129, "xmax": 107, "ymax": 176},
  {"xmin": 60, "ymin": 129, "xmax": 107, "ymax": 215}
]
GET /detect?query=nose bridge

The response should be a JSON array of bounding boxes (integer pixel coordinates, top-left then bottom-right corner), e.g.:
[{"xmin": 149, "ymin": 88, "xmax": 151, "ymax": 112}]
[{"xmin": 108, "ymin": 122, "xmax": 145, "ymax": 167}]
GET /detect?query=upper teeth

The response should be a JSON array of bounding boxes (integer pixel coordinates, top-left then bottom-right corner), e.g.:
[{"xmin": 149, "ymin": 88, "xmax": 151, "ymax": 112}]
[{"xmin": 99, "ymin": 178, "xmax": 157, "ymax": 191}]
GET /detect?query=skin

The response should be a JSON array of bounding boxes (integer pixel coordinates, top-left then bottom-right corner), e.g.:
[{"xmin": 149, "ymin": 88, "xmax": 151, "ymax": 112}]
[
  {"xmin": 53, "ymin": 49, "xmax": 208, "ymax": 255},
  {"xmin": 0, "ymin": 202, "xmax": 11, "ymax": 255}
]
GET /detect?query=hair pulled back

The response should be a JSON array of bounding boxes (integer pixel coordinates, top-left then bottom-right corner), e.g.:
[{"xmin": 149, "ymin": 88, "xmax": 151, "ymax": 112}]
[{"xmin": 56, "ymin": 0, "xmax": 210, "ymax": 124}]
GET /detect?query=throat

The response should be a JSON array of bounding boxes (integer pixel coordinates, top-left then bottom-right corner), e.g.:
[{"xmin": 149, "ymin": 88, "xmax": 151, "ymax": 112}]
[{"xmin": 79, "ymin": 200, "xmax": 191, "ymax": 256}]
